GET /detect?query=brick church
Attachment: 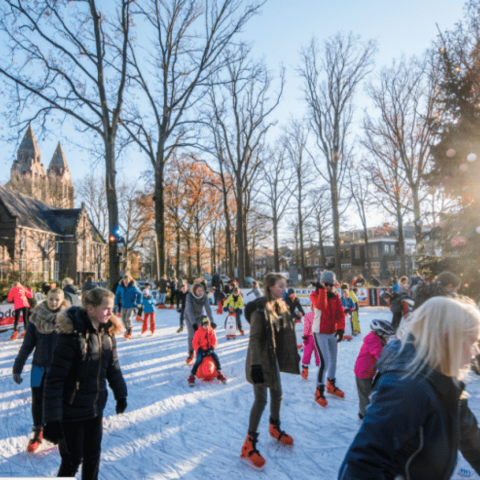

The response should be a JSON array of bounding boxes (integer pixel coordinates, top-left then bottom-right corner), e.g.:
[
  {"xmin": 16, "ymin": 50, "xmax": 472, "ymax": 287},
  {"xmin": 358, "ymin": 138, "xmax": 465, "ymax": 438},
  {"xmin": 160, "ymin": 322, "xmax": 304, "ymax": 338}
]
[{"xmin": 0, "ymin": 126, "xmax": 107, "ymax": 284}]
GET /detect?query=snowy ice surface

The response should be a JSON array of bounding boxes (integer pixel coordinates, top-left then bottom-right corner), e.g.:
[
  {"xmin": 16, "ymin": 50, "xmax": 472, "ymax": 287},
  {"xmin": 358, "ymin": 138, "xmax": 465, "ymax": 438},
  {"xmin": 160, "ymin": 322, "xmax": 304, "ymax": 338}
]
[{"xmin": 0, "ymin": 299, "xmax": 479, "ymax": 479}]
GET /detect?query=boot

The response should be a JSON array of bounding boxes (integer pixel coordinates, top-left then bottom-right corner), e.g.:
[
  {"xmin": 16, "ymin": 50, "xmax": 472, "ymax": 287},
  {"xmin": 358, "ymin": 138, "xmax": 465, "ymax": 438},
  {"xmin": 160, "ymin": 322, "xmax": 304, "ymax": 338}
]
[
  {"xmin": 141, "ymin": 321, "xmax": 148, "ymax": 335},
  {"xmin": 150, "ymin": 322, "xmax": 156, "ymax": 335},
  {"xmin": 27, "ymin": 429, "xmax": 43, "ymax": 453},
  {"xmin": 11, "ymin": 331, "xmax": 19, "ymax": 340},
  {"xmin": 216, "ymin": 371, "xmax": 227, "ymax": 384},
  {"xmin": 186, "ymin": 351, "xmax": 194, "ymax": 365},
  {"xmin": 239, "ymin": 328, "xmax": 245, "ymax": 336},
  {"xmin": 21, "ymin": 330, "xmax": 27, "ymax": 338},
  {"xmin": 301, "ymin": 366, "xmax": 308, "ymax": 380},
  {"xmin": 327, "ymin": 378, "xmax": 345, "ymax": 398},
  {"xmin": 188, "ymin": 375, "xmax": 195, "ymax": 386},
  {"xmin": 269, "ymin": 418, "xmax": 294, "ymax": 445},
  {"xmin": 315, "ymin": 385, "xmax": 328, "ymax": 408},
  {"xmin": 176, "ymin": 326, "xmax": 184, "ymax": 334},
  {"xmin": 240, "ymin": 432, "xmax": 265, "ymax": 470},
  {"xmin": 124, "ymin": 328, "xmax": 132, "ymax": 340}
]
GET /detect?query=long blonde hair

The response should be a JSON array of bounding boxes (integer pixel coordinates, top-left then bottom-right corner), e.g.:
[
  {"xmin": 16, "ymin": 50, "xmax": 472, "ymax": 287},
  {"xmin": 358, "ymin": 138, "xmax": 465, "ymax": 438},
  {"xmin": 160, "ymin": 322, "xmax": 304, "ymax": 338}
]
[{"xmin": 399, "ymin": 296, "xmax": 480, "ymax": 380}]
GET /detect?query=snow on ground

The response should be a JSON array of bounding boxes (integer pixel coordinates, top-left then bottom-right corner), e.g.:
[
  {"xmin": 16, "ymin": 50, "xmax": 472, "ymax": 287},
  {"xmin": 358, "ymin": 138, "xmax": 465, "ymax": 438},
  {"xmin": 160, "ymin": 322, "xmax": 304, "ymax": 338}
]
[{"xmin": 1, "ymin": 299, "xmax": 480, "ymax": 479}]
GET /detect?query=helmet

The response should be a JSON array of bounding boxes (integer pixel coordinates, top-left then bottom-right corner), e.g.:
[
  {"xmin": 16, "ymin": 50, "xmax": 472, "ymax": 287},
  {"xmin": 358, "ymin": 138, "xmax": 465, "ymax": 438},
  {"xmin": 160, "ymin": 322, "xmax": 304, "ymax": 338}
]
[{"xmin": 370, "ymin": 319, "xmax": 395, "ymax": 337}]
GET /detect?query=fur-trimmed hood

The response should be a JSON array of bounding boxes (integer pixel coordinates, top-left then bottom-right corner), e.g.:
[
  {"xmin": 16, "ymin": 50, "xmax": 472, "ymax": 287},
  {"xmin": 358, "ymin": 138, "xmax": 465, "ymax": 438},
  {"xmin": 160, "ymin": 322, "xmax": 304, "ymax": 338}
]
[
  {"xmin": 30, "ymin": 300, "xmax": 69, "ymax": 334},
  {"xmin": 56, "ymin": 306, "xmax": 124, "ymax": 337}
]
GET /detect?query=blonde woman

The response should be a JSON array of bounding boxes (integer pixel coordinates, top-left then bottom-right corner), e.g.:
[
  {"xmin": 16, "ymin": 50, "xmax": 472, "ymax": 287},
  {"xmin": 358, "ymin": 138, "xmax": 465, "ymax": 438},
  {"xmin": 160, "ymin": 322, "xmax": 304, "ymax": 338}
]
[
  {"xmin": 241, "ymin": 273, "xmax": 300, "ymax": 470},
  {"xmin": 338, "ymin": 296, "xmax": 480, "ymax": 480}
]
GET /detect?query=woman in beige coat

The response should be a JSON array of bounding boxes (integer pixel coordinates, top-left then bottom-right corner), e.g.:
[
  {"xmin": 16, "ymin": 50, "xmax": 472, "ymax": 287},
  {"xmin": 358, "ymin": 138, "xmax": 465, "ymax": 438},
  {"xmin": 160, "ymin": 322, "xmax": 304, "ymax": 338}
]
[{"xmin": 241, "ymin": 273, "xmax": 300, "ymax": 470}]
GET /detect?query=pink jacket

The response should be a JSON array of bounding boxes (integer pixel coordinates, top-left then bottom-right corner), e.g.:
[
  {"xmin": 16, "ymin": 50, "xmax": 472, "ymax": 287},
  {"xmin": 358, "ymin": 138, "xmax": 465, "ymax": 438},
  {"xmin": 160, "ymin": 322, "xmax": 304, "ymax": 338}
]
[
  {"xmin": 7, "ymin": 286, "xmax": 33, "ymax": 310},
  {"xmin": 303, "ymin": 311, "xmax": 315, "ymax": 337},
  {"xmin": 354, "ymin": 331, "xmax": 385, "ymax": 379}
]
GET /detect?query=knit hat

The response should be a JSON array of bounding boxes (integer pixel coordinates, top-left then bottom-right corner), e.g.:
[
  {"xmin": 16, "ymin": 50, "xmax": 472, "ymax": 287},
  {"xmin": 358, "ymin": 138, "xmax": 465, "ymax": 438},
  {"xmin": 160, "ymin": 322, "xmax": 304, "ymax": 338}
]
[
  {"xmin": 201, "ymin": 316, "xmax": 210, "ymax": 326},
  {"xmin": 321, "ymin": 271, "xmax": 337, "ymax": 285},
  {"xmin": 287, "ymin": 288, "xmax": 295, "ymax": 296},
  {"xmin": 142, "ymin": 288, "xmax": 150, "ymax": 295}
]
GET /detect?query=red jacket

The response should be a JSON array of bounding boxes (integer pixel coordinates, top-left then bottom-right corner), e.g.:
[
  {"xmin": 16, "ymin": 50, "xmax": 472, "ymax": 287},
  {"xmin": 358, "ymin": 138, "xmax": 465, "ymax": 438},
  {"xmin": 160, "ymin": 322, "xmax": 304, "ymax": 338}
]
[
  {"xmin": 7, "ymin": 286, "xmax": 33, "ymax": 310},
  {"xmin": 310, "ymin": 289, "xmax": 345, "ymax": 335},
  {"xmin": 192, "ymin": 326, "xmax": 218, "ymax": 351}
]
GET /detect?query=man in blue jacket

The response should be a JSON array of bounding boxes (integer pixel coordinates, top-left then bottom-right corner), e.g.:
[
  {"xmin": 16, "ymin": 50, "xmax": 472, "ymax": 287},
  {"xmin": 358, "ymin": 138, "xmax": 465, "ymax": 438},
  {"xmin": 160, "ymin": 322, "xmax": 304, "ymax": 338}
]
[{"xmin": 115, "ymin": 275, "xmax": 142, "ymax": 339}]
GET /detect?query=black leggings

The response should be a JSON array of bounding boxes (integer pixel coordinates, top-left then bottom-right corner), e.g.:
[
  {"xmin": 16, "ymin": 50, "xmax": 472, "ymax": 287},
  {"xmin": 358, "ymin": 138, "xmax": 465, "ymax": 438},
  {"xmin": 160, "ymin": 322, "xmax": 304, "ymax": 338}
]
[
  {"xmin": 58, "ymin": 415, "xmax": 103, "ymax": 480},
  {"xmin": 31, "ymin": 374, "xmax": 45, "ymax": 431},
  {"xmin": 14, "ymin": 307, "xmax": 28, "ymax": 331}
]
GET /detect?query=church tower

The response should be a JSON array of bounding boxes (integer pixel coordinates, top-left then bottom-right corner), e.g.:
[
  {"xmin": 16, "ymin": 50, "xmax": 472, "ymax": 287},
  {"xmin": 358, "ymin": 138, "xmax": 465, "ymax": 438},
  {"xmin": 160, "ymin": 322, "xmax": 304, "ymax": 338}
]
[
  {"xmin": 10, "ymin": 125, "xmax": 47, "ymax": 180},
  {"xmin": 47, "ymin": 142, "xmax": 75, "ymax": 208}
]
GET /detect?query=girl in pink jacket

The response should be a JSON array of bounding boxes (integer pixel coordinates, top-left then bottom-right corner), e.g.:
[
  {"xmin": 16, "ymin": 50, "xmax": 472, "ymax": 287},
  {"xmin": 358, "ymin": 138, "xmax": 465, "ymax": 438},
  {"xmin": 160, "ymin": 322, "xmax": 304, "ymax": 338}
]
[
  {"xmin": 7, "ymin": 282, "xmax": 33, "ymax": 340},
  {"xmin": 300, "ymin": 311, "xmax": 320, "ymax": 380},
  {"xmin": 354, "ymin": 319, "xmax": 395, "ymax": 419}
]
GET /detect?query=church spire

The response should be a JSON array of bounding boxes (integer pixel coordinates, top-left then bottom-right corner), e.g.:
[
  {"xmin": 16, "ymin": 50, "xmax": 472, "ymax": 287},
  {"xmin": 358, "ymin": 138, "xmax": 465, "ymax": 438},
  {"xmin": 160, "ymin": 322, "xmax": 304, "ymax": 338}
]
[
  {"xmin": 18, "ymin": 124, "xmax": 41, "ymax": 160},
  {"xmin": 49, "ymin": 142, "xmax": 69, "ymax": 170}
]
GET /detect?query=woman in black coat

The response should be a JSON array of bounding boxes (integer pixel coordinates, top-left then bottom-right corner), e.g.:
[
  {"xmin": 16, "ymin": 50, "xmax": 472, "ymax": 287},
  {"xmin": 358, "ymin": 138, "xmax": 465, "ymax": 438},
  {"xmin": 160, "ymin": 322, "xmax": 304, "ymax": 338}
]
[{"xmin": 43, "ymin": 287, "xmax": 127, "ymax": 480}]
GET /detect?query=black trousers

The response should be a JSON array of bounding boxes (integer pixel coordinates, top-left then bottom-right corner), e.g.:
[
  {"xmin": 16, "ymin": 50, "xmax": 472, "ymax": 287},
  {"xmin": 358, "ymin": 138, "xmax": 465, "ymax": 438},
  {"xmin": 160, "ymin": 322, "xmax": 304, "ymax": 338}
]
[
  {"xmin": 31, "ymin": 374, "xmax": 45, "ymax": 431},
  {"xmin": 14, "ymin": 307, "xmax": 28, "ymax": 331},
  {"xmin": 58, "ymin": 415, "xmax": 103, "ymax": 480}
]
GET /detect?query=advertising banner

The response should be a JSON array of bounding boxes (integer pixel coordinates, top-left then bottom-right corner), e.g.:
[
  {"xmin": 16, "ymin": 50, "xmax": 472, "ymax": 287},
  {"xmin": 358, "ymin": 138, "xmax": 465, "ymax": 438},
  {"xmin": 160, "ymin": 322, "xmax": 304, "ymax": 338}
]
[{"xmin": 0, "ymin": 303, "xmax": 21, "ymax": 332}]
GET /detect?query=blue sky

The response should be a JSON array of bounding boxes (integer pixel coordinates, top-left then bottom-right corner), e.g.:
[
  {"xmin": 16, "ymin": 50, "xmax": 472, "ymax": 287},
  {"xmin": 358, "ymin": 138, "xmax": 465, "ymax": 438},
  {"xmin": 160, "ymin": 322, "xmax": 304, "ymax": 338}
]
[{"xmin": 0, "ymin": 0, "xmax": 466, "ymax": 189}]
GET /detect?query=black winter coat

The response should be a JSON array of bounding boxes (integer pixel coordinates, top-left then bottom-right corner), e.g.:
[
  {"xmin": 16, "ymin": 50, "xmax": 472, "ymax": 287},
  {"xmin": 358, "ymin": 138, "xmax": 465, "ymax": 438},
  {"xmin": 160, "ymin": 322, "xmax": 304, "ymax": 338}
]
[
  {"xmin": 338, "ymin": 339, "xmax": 480, "ymax": 480},
  {"xmin": 177, "ymin": 291, "xmax": 187, "ymax": 310},
  {"xmin": 285, "ymin": 296, "xmax": 305, "ymax": 317},
  {"xmin": 43, "ymin": 307, "xmax": 127, "ymax": 423}
]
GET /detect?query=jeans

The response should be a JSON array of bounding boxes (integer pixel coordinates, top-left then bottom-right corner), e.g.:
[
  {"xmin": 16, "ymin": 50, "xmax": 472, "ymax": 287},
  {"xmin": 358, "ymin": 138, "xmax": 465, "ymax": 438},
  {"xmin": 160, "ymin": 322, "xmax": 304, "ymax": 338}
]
[
  {"xmin": 121, "ymin": 308, "xmax": 135, "ymax": 331},
  {"xmin": 58, "ymin": 415, "xmax": 103, "ymax": 480},
  {"xmin": 14, "ymin": 307, "xmax": 28, "ymax": 331},
  {"xmin": 179, "ymin": 307, "xmax": 185, "ymax": 327},
  {"xmin": 234, "ymin": 309, "xmax": 243, "ymax": 330},
  {"xmin": 191, "ymin": 349, "xmax": 221, "ymax": 376},
  {"xmin": 159, "ymin": 293, "xmax": 167, "ymax": 305}
]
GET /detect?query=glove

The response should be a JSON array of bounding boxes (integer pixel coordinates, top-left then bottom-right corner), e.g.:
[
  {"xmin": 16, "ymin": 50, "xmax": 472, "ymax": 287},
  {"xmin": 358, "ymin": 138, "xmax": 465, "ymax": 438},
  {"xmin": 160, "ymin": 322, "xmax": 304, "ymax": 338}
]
[
  {"xmin": 251, "ymin": 365, "xmax": 265, "ymax": 384},
  {"xmin": 12, "ymin": 373, "xmax": 23, "ymax": 384},
  {"xmin": 302, "ymin": 336, "xmax": 308, "ymax": 346},
  {"xmin": 43, "ymin": 421, "xmax": 64, "ymax": 445},
  {"xmin": 192, "ymin": 324, "xmax": 198, "ymax": 332},
  {"xmin": 335, "ymin": 330, "xmax": 344, "ymax": 343},
  {"xmin": 206, "ymin": 348, "xmax": 213, "ymax": 355},
  {"xmin": 116, "ymin": 398, "xmax": 127, "ymax": 415},
  {"xmin": 311, "ymin": 281, "xmax": 324, "ymax": 290},
  {"xmin": 210, "ymin": 322, "xmax": 217, "ymax": 330}
]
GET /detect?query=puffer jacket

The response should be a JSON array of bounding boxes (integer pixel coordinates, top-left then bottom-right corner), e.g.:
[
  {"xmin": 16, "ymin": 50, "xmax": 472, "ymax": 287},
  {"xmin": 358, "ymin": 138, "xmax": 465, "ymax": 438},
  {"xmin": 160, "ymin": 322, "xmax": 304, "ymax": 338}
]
[
  {"xmin": 310, "ymin": 288, "xmax": 327, "ymax": 334},
  {"xmin": 115, "ymin": 281, "xmax": 142, "ymax": 310},
  {"xmin": 311, "ymin": 289, "xmax": 345, "ymax": 335},
  {"xmin": 13, "ymin": 300, "xmax": 69, "ymax": 374},
  {"xmin": 192, "ymin": 326, "xmax": 218, "ymax": 351},
  {"xmin": 245, "ymin": 297, "xmax": 300, "ymax": 390},
  {"xmin": 7, "ymin": 286, "xmax": 33, "ymax": 310},
  {"xmin": 285, "ymin": 296, "xmax": 305, "ymax": 317},
  {"xmin": 184, "ymin": 292, "xmax": 214, "ymax": 326},
  {"xmin": 302, "ymin": 311, "xmax": 315, "ymax": 337},
  {"xmin": 338, "ymin": 338, "xmax": 480, "ymax": 480},
  {"xmin": 223, "ymin": 294, "xmax": 244, "ymax": 311},
  {"xmin": 141, "ymin": 294, "xmax": 156, "ymax": 314},
  {"xmin": 354, "ymin": 331, "xmax": 384, "ymax": 379},
  {"xmin": 43, "ymin": 307, "xmax": 127, "ymax": 423},
  {"xmin": 341, "ymin": 296, "xmax": 355, "ymax": 313}
]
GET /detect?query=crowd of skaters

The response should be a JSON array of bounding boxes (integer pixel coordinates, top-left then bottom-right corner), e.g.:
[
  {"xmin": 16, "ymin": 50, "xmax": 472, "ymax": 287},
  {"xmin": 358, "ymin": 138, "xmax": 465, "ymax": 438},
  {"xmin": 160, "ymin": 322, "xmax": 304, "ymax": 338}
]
[{"xmin": 5, "ymin": 268, "xmax": 480, "ymax": 479}]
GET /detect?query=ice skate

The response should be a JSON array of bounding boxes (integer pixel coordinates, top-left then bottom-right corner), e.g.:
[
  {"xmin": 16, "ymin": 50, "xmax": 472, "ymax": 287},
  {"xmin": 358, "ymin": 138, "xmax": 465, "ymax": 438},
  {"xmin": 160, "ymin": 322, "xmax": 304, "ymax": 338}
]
[
  {"xmin": 269, "ymin": 418, "xmax": 293, "ymax": 446},
  {"xmin": 301, "ymin": 366, "xmax": 308, "ymax": 380},
  {"xmin": 240, "ymin": 432, "xmax": 265, "ymax": 470},
  {"xmin": 315, "ymin": 385, "xmax": 328, "ymax": 408},
  {"xmin": 27, "ymin": 430, "xmax": 43, "ymax": 453},
  {"xmin": 327, "ymin": 378, "xmax": 345, "ymax": 398}
]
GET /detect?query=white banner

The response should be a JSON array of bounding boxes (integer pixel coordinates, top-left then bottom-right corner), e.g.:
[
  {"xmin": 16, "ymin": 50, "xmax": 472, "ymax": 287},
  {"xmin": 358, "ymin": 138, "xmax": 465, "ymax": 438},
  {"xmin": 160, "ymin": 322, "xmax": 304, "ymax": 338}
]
[{"xmin": 0, "ymin": 303, "xmax": 21, "ymax": 332}]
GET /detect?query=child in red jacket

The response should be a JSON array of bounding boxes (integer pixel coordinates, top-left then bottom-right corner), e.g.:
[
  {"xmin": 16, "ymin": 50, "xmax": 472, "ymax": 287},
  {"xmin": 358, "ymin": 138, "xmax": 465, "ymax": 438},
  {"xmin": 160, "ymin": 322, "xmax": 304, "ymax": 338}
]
[
  {"xmin": 188, "ymin": 316, "xmax": 227, "ymax": 385},
  {"xmin": 354, "ymin": 319, "xmax": 394, "ymax": 419}
]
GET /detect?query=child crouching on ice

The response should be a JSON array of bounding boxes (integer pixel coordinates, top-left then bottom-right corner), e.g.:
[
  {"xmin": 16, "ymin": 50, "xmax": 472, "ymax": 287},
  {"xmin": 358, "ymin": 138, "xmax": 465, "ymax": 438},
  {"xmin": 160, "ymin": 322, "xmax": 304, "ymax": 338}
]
[
  {"xmin": 301, "ymin": 310, "xmax": 320, "ymax": 380},
  {"xmin": 354, "ymin": 319, "xmax": 394, "ymax": 419},
  {"xmin": 188, "ymin": 316, "xmax": 227, "ymax": 385},
  {"xmin": 141, "ymin": 288, "xmax": 156, "ymax": 335}
]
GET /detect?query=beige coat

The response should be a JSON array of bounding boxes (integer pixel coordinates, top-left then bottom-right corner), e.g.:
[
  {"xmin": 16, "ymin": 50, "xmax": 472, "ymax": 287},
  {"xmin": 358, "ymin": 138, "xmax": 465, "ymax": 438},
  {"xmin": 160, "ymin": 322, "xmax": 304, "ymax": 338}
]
[{"xmin": 245, "ymin": 299, "xmax": 300, "ymax": 390}]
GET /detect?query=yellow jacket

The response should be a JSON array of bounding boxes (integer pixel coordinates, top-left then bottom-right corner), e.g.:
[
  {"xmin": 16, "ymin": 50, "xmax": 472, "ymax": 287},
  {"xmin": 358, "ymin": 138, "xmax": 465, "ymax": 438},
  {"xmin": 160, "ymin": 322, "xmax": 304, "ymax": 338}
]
[{"xmin": 224, "ymin": 294, "xmax": 244, "ymax": 310}]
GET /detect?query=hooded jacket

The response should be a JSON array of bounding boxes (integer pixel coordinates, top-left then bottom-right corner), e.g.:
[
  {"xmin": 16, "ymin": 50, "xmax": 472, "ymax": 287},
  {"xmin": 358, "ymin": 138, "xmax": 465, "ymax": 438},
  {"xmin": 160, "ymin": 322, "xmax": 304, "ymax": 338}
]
[
  {"xmin": 184, "ymin": 291, "xmax": 214, "ymax": 326},
  {"xmin": 223, "ymin": 294, "xmax": 244, "ymax": 311},
  {"xmin": 285, "ymin": 295, "xmax": 305, "ymax": 317},
  {"xmin": 311, "ymin": 289, "xmax": 345, "ymax": 335},
  {"xmin": 141, "ymin": 294, "xmax": 156, "ymax": 314},
  {"xmin": 7, "ymin": 286, "xmax": 33, "ymax": 310},
  {"xmin": 192, "ymin": 326, "xmax": 218, "ymax": 351},
  {"xmin": 354, "ymin": 331, "xmax": 384, "ymax": 379},
  {"xmin": 13, "ymin": 300, "xmax": 69, "ymax": 374},
  {"xmin": 245, "ymin": 297, "xmax": 300, "ymax": 390},
  {"xmin": 43, "ymin": 307, "xmax": 127, "ymax": 423},
  {"xmin": 115, "ymin": 281, "xmax": 142, "ymax": 310},
  {"xmin": 339, "ymin": 339, "xmax": 480, "ymax": 480}
]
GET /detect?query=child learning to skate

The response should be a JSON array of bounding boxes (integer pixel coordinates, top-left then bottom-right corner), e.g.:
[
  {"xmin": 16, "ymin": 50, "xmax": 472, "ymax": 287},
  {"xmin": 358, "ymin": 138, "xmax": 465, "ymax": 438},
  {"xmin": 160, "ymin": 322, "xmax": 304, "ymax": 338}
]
[
  {"xmin": 341, "ymin": 288, "xmax": 356, "ymax": 340},
  {"xmin": 140, "ymin": 288, "xmax": 156, "ymax": 335},
  {"xmin": 12, "ymin": 288, "xmax": 69, "ymax": 452},
  {"xmin": 188, "ymin": 316, "xmax": 226, "ymax": 385},
  {"xmin": 223, "ymin": 287, "xmax": 245, "ymax": 335},
  {"xmin": 354, "ymin": 319, "xmax": 394, "ymax": 419},
  {"xmin": 300, "ymin": 310, "xmax": 320, "ymax": 380}
]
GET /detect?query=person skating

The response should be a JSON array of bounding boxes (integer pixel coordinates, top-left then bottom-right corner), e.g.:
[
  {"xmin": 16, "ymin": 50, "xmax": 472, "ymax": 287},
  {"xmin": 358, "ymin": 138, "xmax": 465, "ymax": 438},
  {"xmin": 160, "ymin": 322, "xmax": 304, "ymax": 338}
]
[
  {"xmin": 140, "ymin": 288, "xmax": 156, "ymax": 335},
  {"xmin": 158, "ymin": 275, "xmax": 168, "ymax": 308},
  {"xmin": 338, "ymin": 296, "xmax": 480, "ymax": 480},
  {"xmin": 310, "ymin": 271, "xmax": 345, "ymax": 408},
  {"xmin": 184, "ymin": 283, "xmax": 216, "ymax": 365},
  {"xmin": 300, "ymin": 310, "xmax": 320, "ymax": 380},
  {"xmin": 114, "ymin": 274, "xmax": 142, "ymax": 339},
  {"xmin": 188, "ymin": 316, "xmax": 226, "ymax": 386},
  {"xmin": 241, "ymin": 273, "xmax": 300, "ymax": 470},
  {"xmin": 285, "ymin": 288, "xmax": 306, "ymax": 322},
  {"xmin": 7, "ymin": 281, "xmax": 33, "ymax": 340},
  {"xmin": 176, "ymin": 284, "xmax": 188, "ymax": 334},
  {"xmin": 350, "ymin": 287, "xmax": 361, "ymax": 335},
  {"xmin": 354, "ymin": 319, "xmax": 394, "ymax": 419},
  {"xmin": 12, "ymin": 288, "xmax": 69, "ymax": 452},
  {"xmin": 223, "ymin": 287, "xmax": 245, "ymax": 335},
  {"xmin": 168, "ymin": 277, "xmax": 177, "ymax": 309},
  {"xmin": 340, "ymin": 289, "xmax": 355, "ymax": 340},
  {"xmin": 43, "ymin": 287, "xmax": 127, "ymax": 480},
  {"xmin": 247, "ymin": 281, "xmax": 262, "ymax": 299}
]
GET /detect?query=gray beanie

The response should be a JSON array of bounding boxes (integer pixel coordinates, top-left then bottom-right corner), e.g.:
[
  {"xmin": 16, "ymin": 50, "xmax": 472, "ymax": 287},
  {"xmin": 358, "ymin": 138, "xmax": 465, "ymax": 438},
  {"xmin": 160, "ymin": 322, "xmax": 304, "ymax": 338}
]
[{"xmin": 321, "ymin": 270, "xmax": 336, "ymax": 285}]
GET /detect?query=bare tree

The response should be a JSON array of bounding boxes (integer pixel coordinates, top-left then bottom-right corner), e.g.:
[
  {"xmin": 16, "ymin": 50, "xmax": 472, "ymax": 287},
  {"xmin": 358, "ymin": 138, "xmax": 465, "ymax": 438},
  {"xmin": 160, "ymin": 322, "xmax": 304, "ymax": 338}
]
[
  {"xmin": 119, "ymin": 0, "xmax": 264, "ymax": 277},
  {"xmin": 0, "ymin": 0, "xmax": 134, "ymax": 288},
  {"xmin": 299, "ymin": 32, "xmax": 377, "ymax": 280},
  {"xmin": 308, "ymin": 185, "xmax": 332, "ymax": 268},
  {"xmin": 204, "ymin": 50, "xmax": 284, "ymax": 283},
  {"xmin": 258, "ymin": 145, "xmax": 294, "ymax": 272},
  {"xmin": 76, "ymin": 173, "xmax": 108, "ymax": 239},
  {"xmin": 365, "ymin": 56, "xmax": 440, "ymax": 246}
]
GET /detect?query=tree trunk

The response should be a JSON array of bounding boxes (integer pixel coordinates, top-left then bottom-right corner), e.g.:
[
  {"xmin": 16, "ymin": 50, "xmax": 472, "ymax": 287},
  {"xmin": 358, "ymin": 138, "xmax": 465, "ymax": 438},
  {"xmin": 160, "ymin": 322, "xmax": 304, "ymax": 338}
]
[
  {"xmin": 236, "ymin": 178, "xmax": 245, "ymax": 283},
  {"xmin": 195, "ymin": 219, "xmax": 201, "ymax": 277},
  {"xmin": 154, "ymin": 155, "xmax": 165, "ymax": 277},
  {"xmin": 105, "ymin": 137, "xmax": 120, "ymax": 289},
  {"xmin": 186, "ymin": 231, "xmax": 193, "ymax": 282},
  {"xmin": 363, "ymin": 225, "xmax": 372, "ymax": 279},
  {"xmin": 396, "ymin": 204, "xmax": 407, "ymax": 275},
  {"xmin": 273, "ymin": 217, "xmax": 280, "ymax": 272},
  {"xmin": 412, "ymin": 187, "xmax": 423, "ymax": 246},
  {"xmin": 298, "ymin": 193, "xmax": 306, "ymax": 286},
  {"xmin": 244, "ymin": 216, "xmax": 251, "ymax": 278},
  {"xmin": 331, "ymin": 182, "xmax": 342, "ymax": 281},
  {"xmin": 175, "ymin": 227, "xmax": 181, "ymax": 278},
  {"xmin": 318, "ymin": 220, "xmax": 326, "ymax": 267}
]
